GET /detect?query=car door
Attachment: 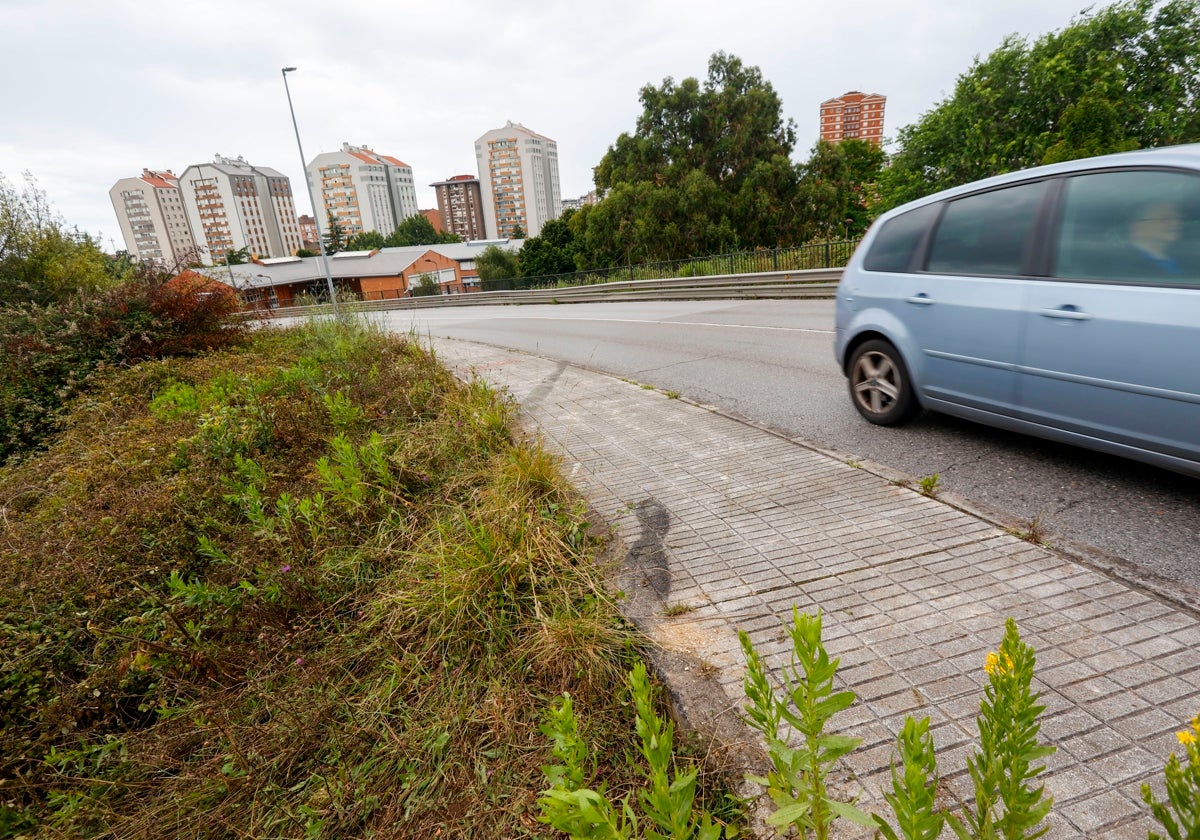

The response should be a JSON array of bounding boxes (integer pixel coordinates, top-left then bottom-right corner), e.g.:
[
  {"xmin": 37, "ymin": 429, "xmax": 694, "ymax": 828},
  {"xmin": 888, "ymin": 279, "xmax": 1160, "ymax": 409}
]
[
  {"xmin": 904, "ymin": 179, "xmax": 1049, "ymax": 417},
  {"xmin": 1018, "ymin": 168, "xmax": 1200, "ymax": 465}
]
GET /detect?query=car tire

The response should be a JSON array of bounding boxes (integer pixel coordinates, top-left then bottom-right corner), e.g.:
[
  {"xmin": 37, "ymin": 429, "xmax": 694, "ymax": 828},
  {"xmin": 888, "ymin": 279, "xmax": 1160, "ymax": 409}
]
[{"xmin": 847, "ymin": 339, "xmax": 918, "ymax": 426}]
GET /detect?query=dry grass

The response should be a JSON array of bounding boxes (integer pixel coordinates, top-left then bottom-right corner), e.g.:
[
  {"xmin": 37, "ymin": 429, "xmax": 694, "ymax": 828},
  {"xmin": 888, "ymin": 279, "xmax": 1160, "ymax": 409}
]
[{"xmin": 0, "ymin": 316, "xmax": 706, "ymax": 838}]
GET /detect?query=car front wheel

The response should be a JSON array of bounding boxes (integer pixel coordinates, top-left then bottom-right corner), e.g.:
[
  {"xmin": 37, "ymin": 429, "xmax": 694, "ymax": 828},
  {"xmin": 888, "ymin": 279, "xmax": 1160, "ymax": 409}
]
[{"xmin": 847, "ymin": 339, "xmax": 917, "ymax": 426}]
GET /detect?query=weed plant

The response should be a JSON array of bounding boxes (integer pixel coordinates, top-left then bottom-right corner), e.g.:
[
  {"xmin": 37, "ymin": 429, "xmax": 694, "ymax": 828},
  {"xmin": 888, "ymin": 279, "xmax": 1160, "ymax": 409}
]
[
  {"xmin": 917, "ymin": 474, "xmax": 942, "ymax": 498},
  {"xmin": 1142, "ymin": 714, "xmax": 1200, "ymax": 840},
  {"xmin": 538, "ymin": 662, "xmax": 727, "ymax": 838},
  {"xmin": 0, "ymin": 316, "xmax": 640, "ymax": 837},
  {"xmin": 740, "ymin": 610, "xmax": 874, "ymax": 838}
]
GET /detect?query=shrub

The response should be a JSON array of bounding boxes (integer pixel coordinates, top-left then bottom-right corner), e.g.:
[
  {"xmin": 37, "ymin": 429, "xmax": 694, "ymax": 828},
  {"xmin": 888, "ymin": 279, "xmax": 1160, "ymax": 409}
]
[{"xmin": 0, "ymin": 274, "xmax": 245, "ymax": 463}]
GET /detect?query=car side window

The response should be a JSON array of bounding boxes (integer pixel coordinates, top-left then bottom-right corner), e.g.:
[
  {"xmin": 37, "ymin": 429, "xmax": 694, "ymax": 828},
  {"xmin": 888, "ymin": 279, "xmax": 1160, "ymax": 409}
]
[
  {"xmin": 862, "ymin": 204, "xmax": 939, "ymax": 272},
  {"xmin": 1054, "ymin": 169, "xmax": 1200, "ymax": 286},
  {"xmin": 925, "ymin": 181, "xmax": 1048, "ymax": 276}
]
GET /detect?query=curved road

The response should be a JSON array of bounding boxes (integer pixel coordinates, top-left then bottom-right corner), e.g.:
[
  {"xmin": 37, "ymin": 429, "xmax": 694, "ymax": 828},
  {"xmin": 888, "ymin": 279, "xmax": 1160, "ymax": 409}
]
[{"xmin": 375, "ymin": 299, "xmax": 1200, "ymax": 591}]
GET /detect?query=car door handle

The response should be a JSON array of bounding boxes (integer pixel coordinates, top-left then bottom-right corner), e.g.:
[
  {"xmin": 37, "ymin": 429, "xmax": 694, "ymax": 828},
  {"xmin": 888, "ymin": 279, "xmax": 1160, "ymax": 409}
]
[
  {"xmin": 1038, "ymin": 305, "xmax": 1093, "ymax": 321},
  {"xmin": 905, "ymin": 294, "xmax": 934, "ymax": 305}
]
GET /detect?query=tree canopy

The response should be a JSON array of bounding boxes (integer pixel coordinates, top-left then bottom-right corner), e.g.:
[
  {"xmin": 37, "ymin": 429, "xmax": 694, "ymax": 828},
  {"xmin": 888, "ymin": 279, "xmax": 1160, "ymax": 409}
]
[
  {"xmin": 346, "ymin": 230, "xmax": 385, "ymax": 251},
  {"xmin": 517, "ymin": 212, "xmax": 580, "ymax": 281},
  {"xmin": 879, "ymin": 0, "xmax": 1200, "ymax": 209},
  {"xmin": 588, "ymin": 52, "xmax": 801, "ymax": 263},
  {"xmin": 1, "ymin": 172, "xmax": 114, "ymax": 306},
  {"xmin": 796, "ymin": 139, "xmax": 885, "ymax": 242},
  {"xmin": 474, "ymin": 245, "xmax": 520, "ymax": 289},
  {"xmin": 323, "ymin": 212, "xmax": 347, "ymax": 254},
  {"xmin": 384, "ymin": 214, "xmax": 460, "ymax": 248}
]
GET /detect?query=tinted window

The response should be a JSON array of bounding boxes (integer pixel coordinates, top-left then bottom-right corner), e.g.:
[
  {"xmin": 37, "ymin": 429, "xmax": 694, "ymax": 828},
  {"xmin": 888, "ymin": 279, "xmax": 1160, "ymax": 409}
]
[
  {"xmin": 862, "ymin": 203, "xmax": 939, "ymax": 272},
  {"xmin": 926, "ymin": 181, "xmax": 1048, "ymax": 276},
  {"xmin": 1054, "ymin": 169, "xmax": 1200, "ymax": 285}
]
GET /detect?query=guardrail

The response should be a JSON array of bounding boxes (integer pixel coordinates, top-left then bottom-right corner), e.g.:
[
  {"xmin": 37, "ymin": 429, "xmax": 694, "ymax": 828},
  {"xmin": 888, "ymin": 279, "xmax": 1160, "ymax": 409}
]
[{"xmin": 252, "ymin": 267, "xmax": 843, "ymax": 320}]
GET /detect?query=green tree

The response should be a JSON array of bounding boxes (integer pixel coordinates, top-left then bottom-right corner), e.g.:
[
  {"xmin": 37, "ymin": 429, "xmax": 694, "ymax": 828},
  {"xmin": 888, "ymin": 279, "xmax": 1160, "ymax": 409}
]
[
  {"xmin": 223, "ymin": 247, "xmax": 250, "ymax": 266},
  {"xmin": 410, "ymin": 272, "xmax": 440, "ymax": 297},
  {"xmin": 518, "ymin": 212, "xmax": 580, "ymax": 282},
  {"xmin": 295, "ymin": 248, "xmax": 317, "ymax": 258},
  {"xmin": 474, "ymin": 245, "xmax": 520, "ymax": 290},
  {"xmin": 323, "ymin": 212, "xmax": 347, "ymax": 254},
  {"xmin": 508, "ymin": 223, "xmax": 525, "ymax": 240},
  {"xmin": 589, "ymin": 51, "xmax": 800, "ymax": 263},
  {"xmin": 346, "ymin": 230, "xmax": 386, "ymax": 251},
  {"xmin": 384, "ymin": 214, "xmax": 459, "ymax": 247},
  {"xmin": 796, "ymin": 139, "xmax": 885, "ymax": 242},
  {"xmin": 1, "ymin": 172, "xmax": 114, "ymax": 306},
  {"xmin": 1041, "ymin": 87, "xmax": 1139, "ymax": 163},
  {"xmin": 880, "ymin": 0, "xmax": 1200, "ymax": 209}
]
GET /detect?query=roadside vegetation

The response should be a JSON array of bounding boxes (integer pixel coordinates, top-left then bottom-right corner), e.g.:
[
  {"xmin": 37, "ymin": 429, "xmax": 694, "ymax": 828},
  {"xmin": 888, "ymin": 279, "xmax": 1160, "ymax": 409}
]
[{"xmin": 0, "ymin": 315, "xmax": 738, "ymax": 837}]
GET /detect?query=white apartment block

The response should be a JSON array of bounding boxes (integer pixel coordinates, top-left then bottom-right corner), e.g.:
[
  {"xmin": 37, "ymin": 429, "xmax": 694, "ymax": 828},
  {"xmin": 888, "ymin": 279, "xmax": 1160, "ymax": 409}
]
[
  {"xmin": 306, "ymin": 143, "xmax": 420, "ymax": 238},
  {"xmin": 177, "ymin": 155, "xmax": 304, "ymax": 265},
  {"xmin": 109, "ymin": 169, "xmax": 198, "ymax": 265},
  {"xmin": 474, "ymin": 121, "xmax": 562, "ymax": 239}
]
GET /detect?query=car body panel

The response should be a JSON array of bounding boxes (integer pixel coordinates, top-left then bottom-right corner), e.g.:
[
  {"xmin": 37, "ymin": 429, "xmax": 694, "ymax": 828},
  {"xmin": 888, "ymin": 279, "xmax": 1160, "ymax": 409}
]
[{"xmin": 1018, "ymin": 280, "xmax": 1200, "ymax": 462}]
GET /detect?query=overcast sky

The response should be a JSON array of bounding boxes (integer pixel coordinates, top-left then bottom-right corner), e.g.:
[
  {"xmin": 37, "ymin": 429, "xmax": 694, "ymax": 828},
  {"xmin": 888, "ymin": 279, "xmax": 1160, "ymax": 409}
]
[{"xmin": 2, "ymin": 0, "xmax": 1105, "ymax": 250}]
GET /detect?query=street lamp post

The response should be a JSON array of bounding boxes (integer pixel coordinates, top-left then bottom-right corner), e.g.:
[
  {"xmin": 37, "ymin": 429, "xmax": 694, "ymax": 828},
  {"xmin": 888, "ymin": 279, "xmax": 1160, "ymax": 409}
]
[{"xmin": 281, "ymin": 66, "xmax": 337, "ymax": 309}]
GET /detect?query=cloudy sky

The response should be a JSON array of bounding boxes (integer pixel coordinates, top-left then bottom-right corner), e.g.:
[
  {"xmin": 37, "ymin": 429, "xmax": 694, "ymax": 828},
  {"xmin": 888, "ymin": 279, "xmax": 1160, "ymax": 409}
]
[{"xmin": 2, "ymin": 0, "xmax": 1104, "ymax": 249}]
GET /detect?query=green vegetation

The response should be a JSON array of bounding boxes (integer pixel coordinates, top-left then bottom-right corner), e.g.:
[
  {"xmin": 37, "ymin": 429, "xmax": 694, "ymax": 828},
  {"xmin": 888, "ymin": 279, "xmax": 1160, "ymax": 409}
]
[
  {"xmin": 1143, "ymin": 713, "xmax": 1200, "ymax": 840},
  {"xmin": 345, "ymin": 216, "xmax": 461, "ymax": 252},
  {"xmin": 322, "ymin": 211, "xmax": 347, "ymax": 254},
  {"xmin": 741, "ymin": 610, "xmax": 874, "ymax": 838},
  {"xmin": 917, "ymin": 474, "xmax": 942, "ymax": 498},
  {"xmin": 538, "ymin": 663, "xmax": 727, "ymax": 838},
  {"xmin": 410, "ymin": 271, "xmax": 441, "ymax": 297},
  {"xmin": 475, "ymin": 244, "xmax": 522, "ymax": 289},
  {"xmin": 384, "ymin": 214, "xmax": 461, "ymax": 248},
  {"xmin": 548, "ymin": 613, "xmax": 1084, "ymax": 840},
  {"xmin": 879, "ymin": 0, "xmax": 1200, "ymax": 209},
  {"xmin": 0, "ymin": 272, "xmax": 244, "ymax": 464},
  {"xmin": 0, "ymin": 173, "xmax": 115, "ymax": 308},
  {"xmin": 517, "ymin": 213, "xmax": 581, "ymax": 279},
  {"xmin": 581, "ymin": 52, "xmax": 802, "ymax": 265},
  {"xmin": 796, "ymin": 139, "xmax": 885, "ymax": 242},
  {"xmin": 1, "ymin": 172, "xmax": 245, "ymax": 465},
  {"xmin": 0, "ymin": 317, "xmax": 663, "ymax": 837}
]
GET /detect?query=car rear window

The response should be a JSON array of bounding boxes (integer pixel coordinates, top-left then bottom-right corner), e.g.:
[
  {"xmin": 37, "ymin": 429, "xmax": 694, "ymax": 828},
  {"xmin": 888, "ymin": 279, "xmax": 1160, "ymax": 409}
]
[{"xmin": 862, "ymin": 204, "xmax": 939, "ymax": 272}]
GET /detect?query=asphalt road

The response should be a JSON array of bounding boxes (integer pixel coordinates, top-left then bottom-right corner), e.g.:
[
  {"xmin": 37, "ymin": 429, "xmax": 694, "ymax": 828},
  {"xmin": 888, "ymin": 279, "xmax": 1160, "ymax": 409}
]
[{"xmin": 375, "ymin": 299, "xmax": 1200, "ymax": 592}]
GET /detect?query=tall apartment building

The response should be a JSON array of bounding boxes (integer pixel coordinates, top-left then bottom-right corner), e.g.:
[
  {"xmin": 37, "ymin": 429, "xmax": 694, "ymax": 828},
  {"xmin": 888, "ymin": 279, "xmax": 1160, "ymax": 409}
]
[
  {"xmin": 474, "ymin": 121, "xmax": 562, "ymax": 239},
  {"xmin": 306, "ymin": 143, "xmax": 419, "ymax": 239},
  {"xmin": 109, "ymin": 169, "xmax": 198, "ymax": 265},
  {"xmin": 177, "ymin": 155, "xmax": 303, "ymax": 265},
  {"xmin": 431, "ymin": 175, "xmax": 487, "ymax": 241},
  {"xmin": 819, "ymin": 91, "xmax": 887, "ymax": 146}
]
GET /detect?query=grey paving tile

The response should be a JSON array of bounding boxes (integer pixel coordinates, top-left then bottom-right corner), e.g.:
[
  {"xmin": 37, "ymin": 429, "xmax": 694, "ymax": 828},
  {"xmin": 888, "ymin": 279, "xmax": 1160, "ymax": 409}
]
[{"xmin": 436, "ymin": 339, "xmax": 1193, "ymax": 840}]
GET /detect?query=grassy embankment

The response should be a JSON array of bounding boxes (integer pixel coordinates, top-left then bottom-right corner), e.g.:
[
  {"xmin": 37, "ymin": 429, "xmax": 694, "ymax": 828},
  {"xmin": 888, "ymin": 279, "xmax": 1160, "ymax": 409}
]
[{"xmin": 0, "ymin": 317, "xmax": 728, "ymax": 837}]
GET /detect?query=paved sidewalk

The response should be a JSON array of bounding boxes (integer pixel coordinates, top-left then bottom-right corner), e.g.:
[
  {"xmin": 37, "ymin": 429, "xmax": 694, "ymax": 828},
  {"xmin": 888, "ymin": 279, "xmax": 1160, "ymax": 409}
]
[{"xmin": 434, "ymin": 338, "xmax": 1200, "ymax": 839}]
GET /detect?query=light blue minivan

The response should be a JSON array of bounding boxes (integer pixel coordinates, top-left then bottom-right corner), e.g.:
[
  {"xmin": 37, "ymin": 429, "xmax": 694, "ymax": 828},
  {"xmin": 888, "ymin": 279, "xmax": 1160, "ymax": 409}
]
[{"xmin": 834, "ymin": 143, "xmax": 1200, "ymax": 478}]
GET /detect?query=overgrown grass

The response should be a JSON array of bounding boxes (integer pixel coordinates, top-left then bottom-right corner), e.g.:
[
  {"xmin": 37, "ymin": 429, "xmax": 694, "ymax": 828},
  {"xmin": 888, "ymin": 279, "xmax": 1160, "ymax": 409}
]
[{"xmin": 0, "ymin": 316, "xmax": 709, "ymax": 837}]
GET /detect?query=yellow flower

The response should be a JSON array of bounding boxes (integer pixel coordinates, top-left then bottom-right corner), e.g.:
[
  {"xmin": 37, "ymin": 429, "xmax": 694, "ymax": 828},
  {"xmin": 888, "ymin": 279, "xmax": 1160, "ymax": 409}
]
[
  {"xmin": 1178, "ymin": 729, "xmax": 1197, "ymax": 747},
  {"xmin": 984, "ymin": 652, "xmax": 999, "ymax": 675}
]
